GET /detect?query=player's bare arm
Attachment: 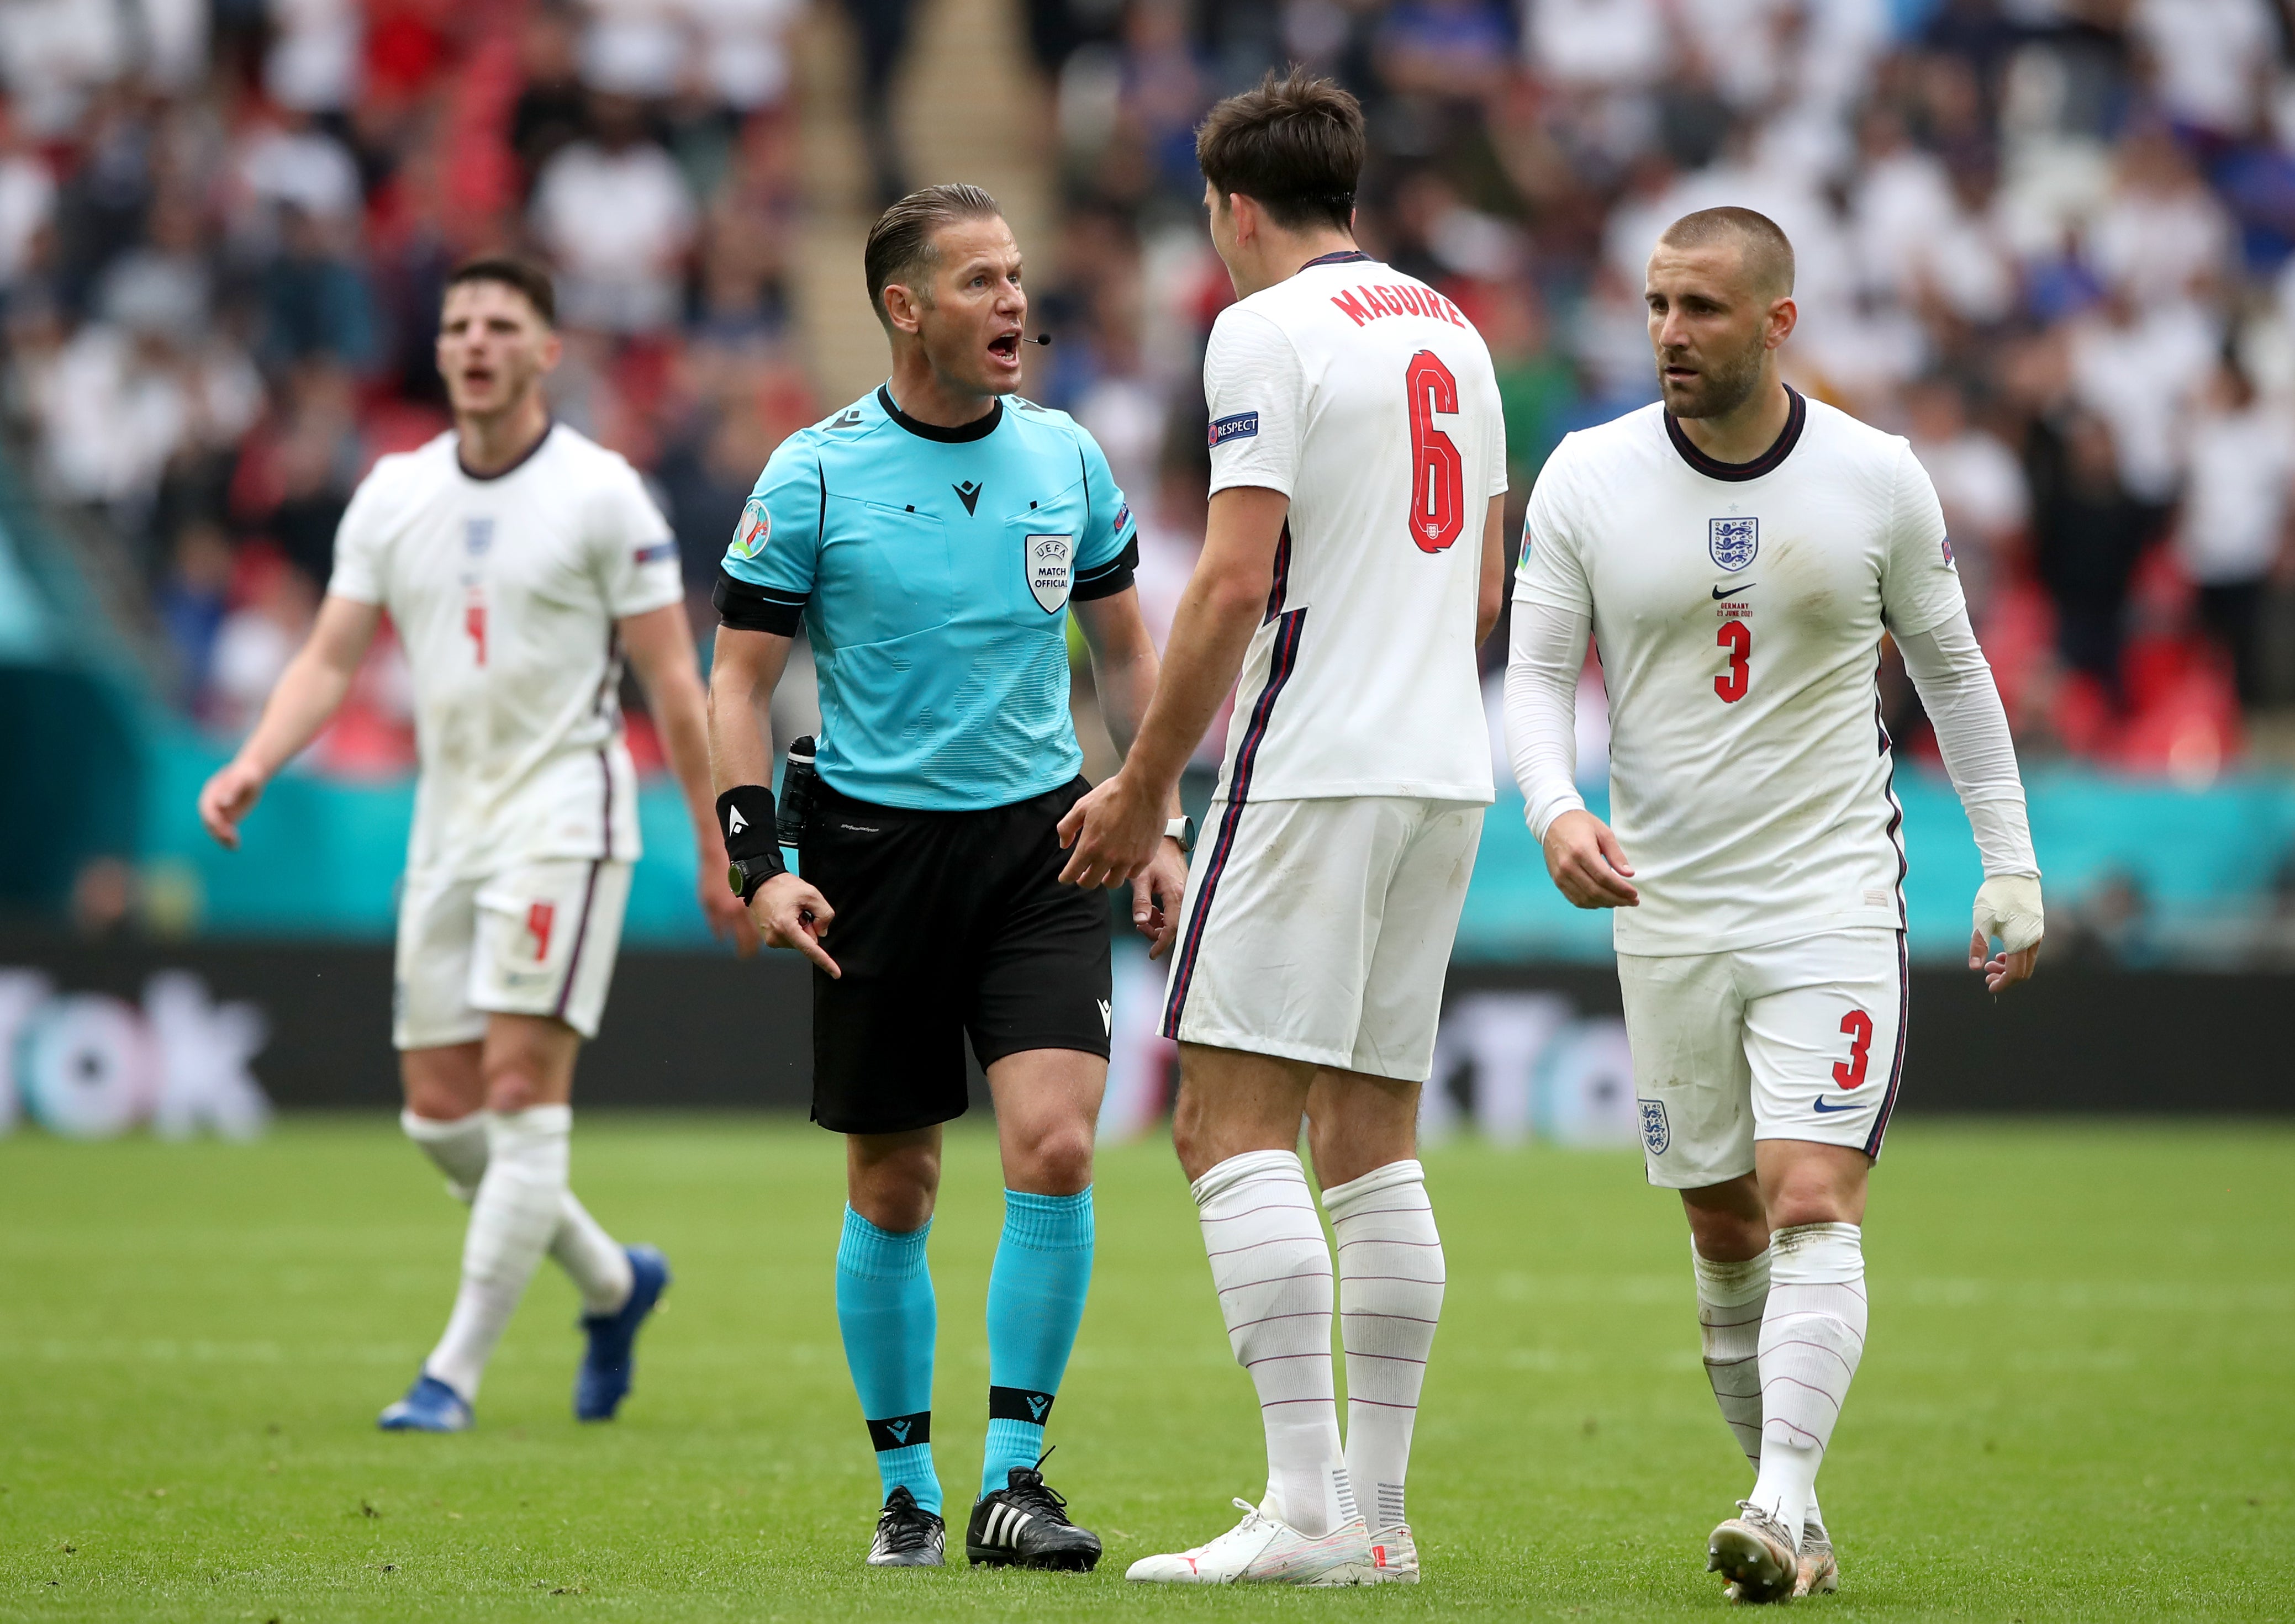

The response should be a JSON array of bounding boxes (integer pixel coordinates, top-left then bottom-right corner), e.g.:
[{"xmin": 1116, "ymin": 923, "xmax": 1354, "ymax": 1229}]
[
  {"xmin": 705, "ymin": 623, "xmax": 837, "ymax": 976},
  {"xmin": 1476, "ymin": 494, "xmax": 1507, "ymax": 645},
  {"xmin": 196, "ymin": 593, "xmax": 382, "ymax": 848},
  {"xmin": 620, "ymin": 603, "xmax": 760, "ymax": 957},
  {"xmin": 1056, "ymin": 483, "xmax": 1288, "ymax": 889},
  {"xmin": 1069, "ymin": 586, "xmax": 1190, "ymax": 958}
]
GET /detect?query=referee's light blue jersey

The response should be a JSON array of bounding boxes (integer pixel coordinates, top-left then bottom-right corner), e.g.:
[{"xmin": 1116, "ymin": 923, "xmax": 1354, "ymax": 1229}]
[{"xmin": 714, "ymin": 385, "xmax": 1138, "ymax": 811}]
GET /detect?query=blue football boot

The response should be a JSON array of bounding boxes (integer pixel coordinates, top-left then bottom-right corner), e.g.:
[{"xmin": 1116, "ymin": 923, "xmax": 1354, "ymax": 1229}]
[
  {"xmin": 378, "ymin": 1372, "xmax": 474, "ymax": 1432},
  {"xmin": 574, "ymin": 1245, "xmax": 671, "ymax": 1421}
]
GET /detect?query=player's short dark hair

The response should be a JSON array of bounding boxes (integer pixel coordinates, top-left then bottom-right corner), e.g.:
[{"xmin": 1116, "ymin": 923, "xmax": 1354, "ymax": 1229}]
[
  {"xmin": 1656, "ymin": 207, "xmax": 1796, "ymax": 299},
  {"xmin": 443, "ymin": 256, "xmax": 557, "ymax": 326},
  {"xmin": 1196, "ymin": 68, "xmax": 1364, "ymax": 235},
  {"xmin": 864, "ymin": 183, "xmax": 1005, "ymax": 329}
]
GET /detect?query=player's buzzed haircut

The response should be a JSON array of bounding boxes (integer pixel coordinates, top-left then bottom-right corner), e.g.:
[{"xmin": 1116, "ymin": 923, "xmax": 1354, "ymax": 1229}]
[
  {"xmin": 1657, "ymin": 207, "xmax": 1796, "ymax": 300},
  {"xmin": 864, "ymin": 183, "xmax": 1005, "ymax": 329},
  {"xmin": 1196, "ymin": 68, "xmax": 1365, "ymax": 234},
  {"xmin": 444, "ymin": 255, "xmax": 556, "ymax": 326}
]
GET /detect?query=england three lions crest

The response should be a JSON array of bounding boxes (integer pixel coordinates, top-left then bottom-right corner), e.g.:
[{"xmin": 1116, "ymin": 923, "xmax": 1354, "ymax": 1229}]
[
  {"xmin": 1709, "ymin": 516, "xmax": 1758, "ymax": 572},
  {"xmin": 1027, "ymin": 533, "xmax": 1074, "ymax": 613},
  {"xmin": 1639, "ymin": 1099, "xmax": 1670, "ymax": 1155}
]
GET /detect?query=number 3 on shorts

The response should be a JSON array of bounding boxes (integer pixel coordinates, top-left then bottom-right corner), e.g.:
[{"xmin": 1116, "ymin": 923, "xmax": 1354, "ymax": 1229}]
[{"xmin": 1833, "ymin": 1008, "xmax": 1874, "ymax": 1089}]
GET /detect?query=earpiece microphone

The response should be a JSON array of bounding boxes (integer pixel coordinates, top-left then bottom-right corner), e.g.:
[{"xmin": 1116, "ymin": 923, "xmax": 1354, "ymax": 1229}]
[{"xmin": 1024, "ymin": 334, "xmax": 1053, "ymax": 346}]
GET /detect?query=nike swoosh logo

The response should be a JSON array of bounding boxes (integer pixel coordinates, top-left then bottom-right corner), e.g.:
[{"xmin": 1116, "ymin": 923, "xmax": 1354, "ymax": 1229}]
[
  {"xmin": 1712, "ymin": 582, "xmax": 1756, "ymax": 599},
  {"xmin": 1812, "ymin": 1096, "xmax": 1865, "ymax": 1113}
]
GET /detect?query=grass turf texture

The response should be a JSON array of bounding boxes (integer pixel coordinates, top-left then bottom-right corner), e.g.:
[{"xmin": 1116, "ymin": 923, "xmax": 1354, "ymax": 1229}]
[{"xmin": 0, "ymin": 1118, "xmax": 2288, "ymax": 1621}]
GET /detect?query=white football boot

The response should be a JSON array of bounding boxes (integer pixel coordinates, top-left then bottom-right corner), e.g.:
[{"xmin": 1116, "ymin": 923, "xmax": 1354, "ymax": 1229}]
[
  {"xmin": 1365, "ymin": 1522, "xmax": 1419, "ymax": 1584},
  {"xmin": 1126, "ymin": 1499, "xmax": 1375, "ymax": 1585},
  {"xmin": 1708, "ymin": 1500, "xmax": 1798, "ymax": 1605},
  {"xmin": 1795, "ymin": 1521, "xmax": 1839, "ymax": 1597}
]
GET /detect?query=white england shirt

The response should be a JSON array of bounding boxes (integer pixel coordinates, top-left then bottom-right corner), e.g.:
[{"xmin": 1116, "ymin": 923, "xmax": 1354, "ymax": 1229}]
[
  {"xmin": 1202, "ymin": 251, "xmax": 1506, "ymax": 804},
  {"xmin": 1512, "ymin": 391, "xmax": 1967, "ymax": 955},
  {"xmin": 326, "ymin": 422, "xmax": 683, "ymax": 877}
]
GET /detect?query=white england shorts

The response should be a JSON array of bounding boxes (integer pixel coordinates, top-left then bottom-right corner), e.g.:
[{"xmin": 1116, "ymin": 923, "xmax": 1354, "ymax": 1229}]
[
  {"xmin": 1617, "ymin": 927, "xmax": 1908, "ymax": 1189},
  {"xmin": 1160, "ymin": 796, "xmax": 1484, "ymax": 1082},
  {"xmin": 393, "ymin": 859, "xmax": 634, "ymax": 1049}
]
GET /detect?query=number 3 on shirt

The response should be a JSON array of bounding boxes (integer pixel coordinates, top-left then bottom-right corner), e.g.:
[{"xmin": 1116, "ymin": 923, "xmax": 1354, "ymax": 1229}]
[
  {"xmin": 1714, "ymin": 620, "xmax": 1750, "ymax": 703},
  {"xmin": 1404, "ymin": 351, "xmax": 1464, "ymax": 553}
]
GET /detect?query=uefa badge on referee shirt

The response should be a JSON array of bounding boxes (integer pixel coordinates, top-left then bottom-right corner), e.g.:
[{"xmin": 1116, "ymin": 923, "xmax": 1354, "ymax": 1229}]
[
  {"xmin": 1026, "ymin": 532, "xmax": 1074, "ymax": 613},
  {"xmin": 731, "ymin": 496, "xmax": 771, "ymax": 560}
]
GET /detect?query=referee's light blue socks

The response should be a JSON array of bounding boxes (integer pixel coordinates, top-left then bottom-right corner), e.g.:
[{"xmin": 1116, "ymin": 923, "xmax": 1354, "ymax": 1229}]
[
  {"xmin": 982, "ymin": 1187, "xmax": 1095, "ymax": 1496},
  {"xmin": 835, "ymin": 1205, "xmax": 942, "ymax": 1516}
]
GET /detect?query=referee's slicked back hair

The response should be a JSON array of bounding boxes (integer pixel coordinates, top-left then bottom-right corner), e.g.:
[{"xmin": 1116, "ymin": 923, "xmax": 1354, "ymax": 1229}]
[
  {"xmin": 1656, "ymin": 207, "xmax": 1796, "ymax": 300},
  {"xmin": 445, "ymin": 255, "xmax": 556, "ymax": 326},
  {"xmin": 864, "ymin": 183, "xmax": 1004, "ymax": 329},
  {"xmin": 1196, "ymin": 68, "xmax": 1364, "ymax": 234}
]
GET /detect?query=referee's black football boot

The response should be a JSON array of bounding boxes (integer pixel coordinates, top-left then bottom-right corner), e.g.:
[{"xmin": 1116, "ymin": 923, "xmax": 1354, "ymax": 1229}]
[
  {"xmin": 966, "ymin": 1451, "xmax": 1104, "ymax": 1571},
  {"xmin": 865, "ymin": 1486, "xmax": 946, "ymax": 1567}
]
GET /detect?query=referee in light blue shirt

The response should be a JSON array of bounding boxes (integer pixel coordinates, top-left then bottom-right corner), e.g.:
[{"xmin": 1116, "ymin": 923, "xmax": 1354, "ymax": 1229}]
[{"xmin": 706, "ymin": 184, "xmax": 1191, "ymax": 1573}]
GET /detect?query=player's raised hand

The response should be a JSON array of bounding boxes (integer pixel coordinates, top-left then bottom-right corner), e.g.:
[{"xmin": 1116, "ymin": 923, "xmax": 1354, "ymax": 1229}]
[
  {"xmin": 1542, "ymin": 808, "xmax": 1639, "ymax": 909},
  {"xmin": 1057, "ymin": 772, "xmax": 1162, "ymax": 890},
  {"xmin": 196, "ymin": 759, "xmax": 267, "ymax": 850},
  {"xmin": 751, "ymin": 872, "xmax": 840, "ymax": 977},
  {"xmin": 1132, "ymin": 837, "xmax": 1189, "ymax": 959},
  {"xmin": 1970, "ymin": 874, "xmax": 2043, "ymax": 991}
]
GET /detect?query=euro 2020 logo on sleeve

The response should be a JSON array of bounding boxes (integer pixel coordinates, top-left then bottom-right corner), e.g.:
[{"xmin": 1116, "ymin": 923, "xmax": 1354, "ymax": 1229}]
[
  {"xmin": 1709, "ymin": 516, "xmax": 1758, "ymax": 572},
  {"xmin": 1638, "ymin": 1098, "xmax": 1670, "ymax": 1155},
  {"xmin": 730, "ymin": 496, "xmax": 771, "ymax": 560},
  {"xmin": 1027, "ymin": 533, "xmax": 1074, "ymax": 613}
]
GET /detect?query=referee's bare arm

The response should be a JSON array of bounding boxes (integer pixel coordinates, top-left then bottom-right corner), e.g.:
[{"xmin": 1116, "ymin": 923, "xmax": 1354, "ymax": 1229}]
[
  {"xmin": 197, "ymin": 594, "xmax": 382, "ymax": 849},
  {"xmin": 622, "ymin": 604, "xmax": 760, "ymax": 956},
  {"xmin": 706, "ymin": 625, "xmax": 841, "ymax": 976}
]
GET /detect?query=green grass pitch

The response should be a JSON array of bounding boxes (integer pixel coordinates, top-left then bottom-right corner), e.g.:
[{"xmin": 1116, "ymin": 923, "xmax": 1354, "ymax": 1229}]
[{"xmin": 0, "ymin": 1117, "xmax": 2288, "ymax": 1621}]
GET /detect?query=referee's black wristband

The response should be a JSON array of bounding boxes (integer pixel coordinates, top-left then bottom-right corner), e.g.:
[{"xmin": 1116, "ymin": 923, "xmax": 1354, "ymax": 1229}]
[
  {"xmin": 717, "ymin": 785, "xmax": 780, "ymax": 861},
  {"xmin": 717, "ymin": 786, "xmax": 788, "ymax": 906}
]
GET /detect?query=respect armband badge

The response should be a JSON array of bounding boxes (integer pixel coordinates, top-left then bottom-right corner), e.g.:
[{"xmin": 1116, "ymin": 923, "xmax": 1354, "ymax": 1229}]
[{"xmin": 1208, "ymin": 411, "xmax": 1259, "ymax": 447}]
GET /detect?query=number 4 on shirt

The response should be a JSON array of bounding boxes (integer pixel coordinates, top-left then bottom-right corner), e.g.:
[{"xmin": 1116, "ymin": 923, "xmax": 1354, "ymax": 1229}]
[{"xmin": 1405, "ymin": 350, "xmax": 1464, "ymax": 553}]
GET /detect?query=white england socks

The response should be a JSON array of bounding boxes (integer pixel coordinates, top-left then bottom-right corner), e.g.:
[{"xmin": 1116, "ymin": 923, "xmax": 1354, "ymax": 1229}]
[
  {"xmin": 1748, "ymin": 1223, "xmax": 1866, "ymax": 1544},
  {"xmin": 1693, "ymin": 1242, "xmax": 1770, "ymax": 1473},
  {"xmin": 423, "ymin": 1105, "xmax": 573, "ymax": 1401},
  {"xmin": 1191, "ymin": 1149, "xmax": 1357, "ymax": 1538},
  {"xmin": 1322, "ymin": 1159, "xmax": 1443, "ymax": 1536},
  {"xmin": 402, "ymin": 1108, "xmax": 490, "ymax": 1202},
  {"xmin": 401, "ymin": 1109, "xmax": 633, "ymax": 1316},
  {"xmin": 550, "ymin": 1193, "xmax": 635, "ymax": 1317},
  {"xmin": 1695, "ymin": 1242, "xmax": 1829, "ymax": 1540}
]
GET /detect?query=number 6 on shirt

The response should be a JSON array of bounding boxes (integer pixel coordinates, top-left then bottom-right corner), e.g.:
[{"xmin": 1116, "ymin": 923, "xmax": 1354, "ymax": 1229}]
[{"xmin": 1404, "ymin": 350, "xmax": 1464, "ymax": 553}]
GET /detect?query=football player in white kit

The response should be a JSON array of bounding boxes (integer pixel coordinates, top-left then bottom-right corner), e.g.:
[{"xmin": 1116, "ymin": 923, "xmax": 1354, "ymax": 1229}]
[
  {"xmin": 1059, "ymin": 72, "xmax": 1507, "ymax": 1586},
  {"xmin": 1506, "ymin": 209, "xmax": 2045, "ymax": 1602},
  {"xmin": 198, "ymin": 259, "xmax": 754, "ymax": 1431}
]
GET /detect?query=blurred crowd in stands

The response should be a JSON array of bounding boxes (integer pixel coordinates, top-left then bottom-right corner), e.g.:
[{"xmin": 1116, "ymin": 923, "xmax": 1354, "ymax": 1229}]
[
  {"xmin": 6, "ymin": 0, "xmax": 2295, "ymax": 789},
  {"xmin": 1040, "ymin": 0, "xmax": 2295, "ymax": 787}
]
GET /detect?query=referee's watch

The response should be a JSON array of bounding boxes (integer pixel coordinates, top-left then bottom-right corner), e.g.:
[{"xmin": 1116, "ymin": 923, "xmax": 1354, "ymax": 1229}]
[
  {"xmin": 1164, "ymin": 815, "xmax": 1196, "ymax": 854},
  {"xmin": 727, "ymin": 853, "xmax": 785, "ymax": 905}
]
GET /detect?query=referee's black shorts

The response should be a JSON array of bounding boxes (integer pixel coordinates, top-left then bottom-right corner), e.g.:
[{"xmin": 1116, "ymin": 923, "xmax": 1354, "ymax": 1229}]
[{"xmin": 801, "ymin": 775, "xmax": 1112, "ymax": 1135}]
